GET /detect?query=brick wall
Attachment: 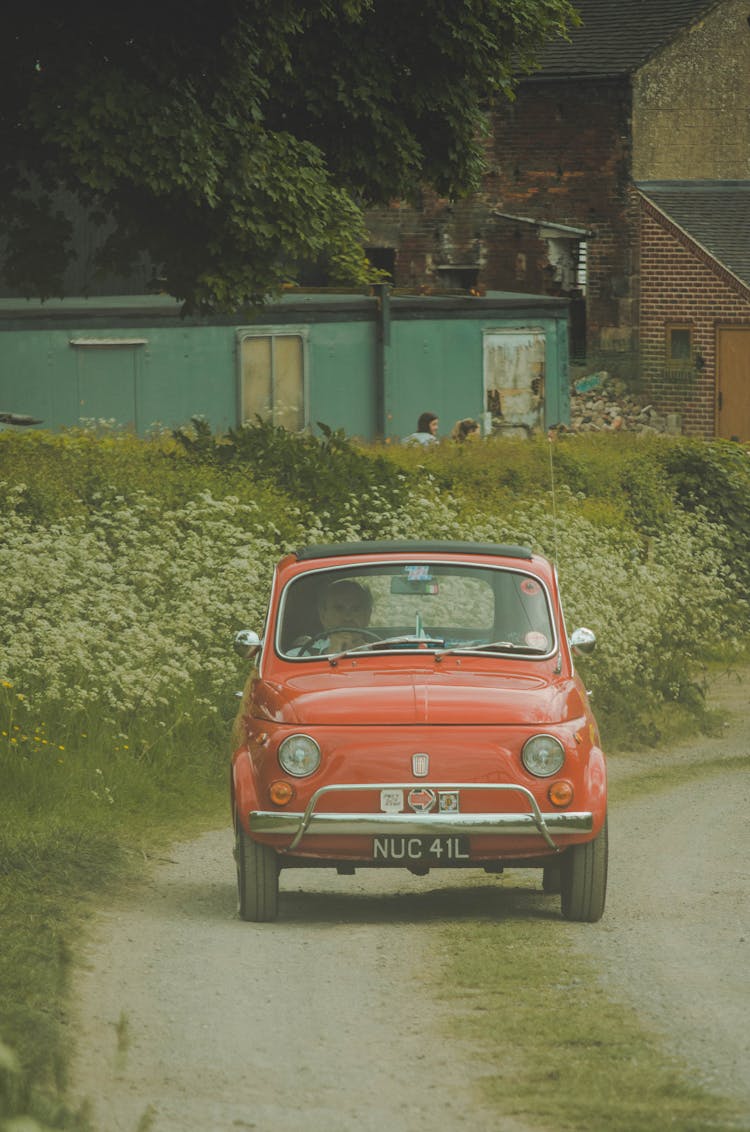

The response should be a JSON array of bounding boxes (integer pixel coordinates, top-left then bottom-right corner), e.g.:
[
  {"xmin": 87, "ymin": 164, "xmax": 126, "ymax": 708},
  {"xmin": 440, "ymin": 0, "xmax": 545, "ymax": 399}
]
[
  {"xmin": 366, "ymin": 78, "xmax": 638, "ymax": 354},
  {"xmin": 639, "ymin": 200, "xmax": 750, "ymax": 437}
]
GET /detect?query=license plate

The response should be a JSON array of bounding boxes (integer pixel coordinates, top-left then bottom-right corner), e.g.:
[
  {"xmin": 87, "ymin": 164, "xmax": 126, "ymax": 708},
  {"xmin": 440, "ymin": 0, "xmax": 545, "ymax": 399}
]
[{"xmin": 372, "ymin": 836, "xmax": 470, "ymax": 862}]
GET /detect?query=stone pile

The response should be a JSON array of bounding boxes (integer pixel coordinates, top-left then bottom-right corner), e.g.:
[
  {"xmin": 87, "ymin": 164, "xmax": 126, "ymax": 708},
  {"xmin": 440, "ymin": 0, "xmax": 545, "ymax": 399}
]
[{"xmin": 568, "ymin": 372, "xmax": 678, "ymax": 435}]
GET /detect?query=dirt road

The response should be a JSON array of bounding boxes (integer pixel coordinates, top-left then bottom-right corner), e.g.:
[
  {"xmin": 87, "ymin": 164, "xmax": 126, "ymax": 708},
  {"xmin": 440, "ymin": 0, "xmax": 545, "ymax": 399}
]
[{"xmin": 69, "ymin": 676, "xmax": 749, "ymax": 1132}]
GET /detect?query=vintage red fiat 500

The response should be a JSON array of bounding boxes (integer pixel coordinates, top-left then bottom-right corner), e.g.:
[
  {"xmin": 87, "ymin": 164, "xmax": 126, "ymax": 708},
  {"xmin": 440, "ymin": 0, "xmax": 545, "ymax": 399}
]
[{"xmin": 231, "ymin": 541, "xmax": 607, "ymax": 923}]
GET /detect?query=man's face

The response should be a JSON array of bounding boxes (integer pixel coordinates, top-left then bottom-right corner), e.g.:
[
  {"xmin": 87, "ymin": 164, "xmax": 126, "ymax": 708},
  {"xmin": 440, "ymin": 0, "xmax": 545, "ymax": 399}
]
[
  {"xmin": 429, "ymin": 417, "xmax": 439, "ymax": 436},
  {"xmin": 319, "ymin": 587, "xmax": 369, "ymax": 629}
]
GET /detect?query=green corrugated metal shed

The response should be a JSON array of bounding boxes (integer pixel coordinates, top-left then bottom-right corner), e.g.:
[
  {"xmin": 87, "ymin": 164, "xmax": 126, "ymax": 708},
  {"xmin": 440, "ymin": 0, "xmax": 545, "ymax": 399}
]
[{"xmin": 0, "ymin": 289, "xmax": 570, "ymax": 440}]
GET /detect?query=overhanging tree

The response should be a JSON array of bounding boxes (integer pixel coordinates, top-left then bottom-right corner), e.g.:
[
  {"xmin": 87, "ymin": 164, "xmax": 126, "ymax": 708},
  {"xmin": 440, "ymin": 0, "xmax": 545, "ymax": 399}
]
[{"xmin": 1, "ymin": 0, "xmax": 578, "ymax": 312}]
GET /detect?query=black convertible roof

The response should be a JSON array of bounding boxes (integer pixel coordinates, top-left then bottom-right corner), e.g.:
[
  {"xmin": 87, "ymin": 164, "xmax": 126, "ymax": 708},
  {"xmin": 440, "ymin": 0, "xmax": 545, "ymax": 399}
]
[{"xmin": 295, "ymin": 540, "xmax": 534, "ymax": 561}]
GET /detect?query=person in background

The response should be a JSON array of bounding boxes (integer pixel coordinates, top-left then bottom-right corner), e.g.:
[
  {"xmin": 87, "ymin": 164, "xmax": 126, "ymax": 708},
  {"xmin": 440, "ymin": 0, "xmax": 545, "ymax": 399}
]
[
  {"xmin": 451, "ymin": 418, "xmax": 481, "ymax": 442},
  {"xmin": 402, "ymin": 412, "xmax": 439, "ymax": 446}
]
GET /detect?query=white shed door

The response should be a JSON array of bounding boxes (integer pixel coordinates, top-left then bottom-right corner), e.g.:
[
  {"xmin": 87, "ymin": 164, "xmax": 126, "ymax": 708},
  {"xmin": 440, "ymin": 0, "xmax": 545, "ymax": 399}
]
[{"xmin": 483, "ymin": 329, "xmax": 546, "ymax": 431}]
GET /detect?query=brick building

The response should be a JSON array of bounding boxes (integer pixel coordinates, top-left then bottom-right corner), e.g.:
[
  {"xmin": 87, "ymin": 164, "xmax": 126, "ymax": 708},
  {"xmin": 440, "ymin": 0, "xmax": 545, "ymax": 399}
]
[
  {"xmin": 638, "ymin": 184, "xmax": 750, "ymax": 439},
  {"xmin": 366, "ymin": 0, "xmax": 750, "ymax": 439}
]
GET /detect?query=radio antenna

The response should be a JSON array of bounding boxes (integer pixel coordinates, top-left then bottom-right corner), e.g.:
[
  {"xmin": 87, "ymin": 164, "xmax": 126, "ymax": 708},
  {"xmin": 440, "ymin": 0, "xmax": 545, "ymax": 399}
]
[
  {"xmin": 548, "ymin": 432, "xmax": 559, "ymax": 568},
  {"xmin": 548, "ymin": 430, "xmax": 564, "ymax": 676}
]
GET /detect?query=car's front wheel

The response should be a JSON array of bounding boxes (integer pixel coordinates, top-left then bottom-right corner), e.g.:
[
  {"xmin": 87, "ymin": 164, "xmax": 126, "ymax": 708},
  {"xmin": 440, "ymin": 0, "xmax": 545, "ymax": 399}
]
[
  {"xmin": 560, "ymin": 815, "xmax": 608, "ymax": 922},
  {"xmin": 235, "ymin": 813, "xmax": 279, "ymax": 922}
]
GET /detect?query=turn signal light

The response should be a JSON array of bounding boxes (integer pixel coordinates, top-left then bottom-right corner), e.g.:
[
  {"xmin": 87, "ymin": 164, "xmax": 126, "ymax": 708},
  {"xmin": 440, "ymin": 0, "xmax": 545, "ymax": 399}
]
[
  {"xmin": 269, "ymin": 780, "xmax": 295, "ymax": 806},
  {"xmin": 548, "ymin": 780, "xmax": 574, "ymax": 807}
]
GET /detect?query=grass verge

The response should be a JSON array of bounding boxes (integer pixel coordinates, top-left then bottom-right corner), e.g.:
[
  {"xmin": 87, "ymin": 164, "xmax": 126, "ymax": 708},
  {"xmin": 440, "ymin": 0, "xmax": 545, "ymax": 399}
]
[
  {"xmin": 0, "ymin": 769, "xmax": 227, "ymax": 1130},
  {"xmin": 437, "ymin": 709, "xmax": 750, "ymax": 1132},
  {"xmin": 441, "ymin": 916, "xmax": 744, "ymax": 1132}
]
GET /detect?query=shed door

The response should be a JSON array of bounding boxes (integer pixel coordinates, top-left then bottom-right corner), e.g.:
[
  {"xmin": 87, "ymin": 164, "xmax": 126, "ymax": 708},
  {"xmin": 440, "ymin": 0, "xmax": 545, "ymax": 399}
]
[
  {"xmin": 75, "ymin": 344, "xmax": 140, "ymax": 429},
  {"xmin": 483, "ymin": 329, "xmax": 545, "ymax": 432},
  {"xmin": 239, "ymin": 333, "xmax": 306, "ymax": 431},
  {"xmin": 717, "ymin": 328, "xmax": 750, "ymax": 442}
]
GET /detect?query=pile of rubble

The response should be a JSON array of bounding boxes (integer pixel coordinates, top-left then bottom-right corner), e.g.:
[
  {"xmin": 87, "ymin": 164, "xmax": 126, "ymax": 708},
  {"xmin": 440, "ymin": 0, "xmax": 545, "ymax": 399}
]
[{"xmin": 567, "ymin": 372, "xmax": 680, "ymax": 435}]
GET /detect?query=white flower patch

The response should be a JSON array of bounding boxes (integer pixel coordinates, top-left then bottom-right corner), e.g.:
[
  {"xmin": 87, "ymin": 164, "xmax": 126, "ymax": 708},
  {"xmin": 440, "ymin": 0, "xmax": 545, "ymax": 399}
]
[{"xmin": 0, "ymin": 469, "xmax": 741, "ymax": 743}]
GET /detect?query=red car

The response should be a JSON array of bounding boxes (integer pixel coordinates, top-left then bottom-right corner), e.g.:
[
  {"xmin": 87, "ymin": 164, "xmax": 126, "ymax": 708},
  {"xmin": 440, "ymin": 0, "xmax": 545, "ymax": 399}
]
[{"xmin": 231, "ymin": 541, "xmax": 607, "ymax": 923}]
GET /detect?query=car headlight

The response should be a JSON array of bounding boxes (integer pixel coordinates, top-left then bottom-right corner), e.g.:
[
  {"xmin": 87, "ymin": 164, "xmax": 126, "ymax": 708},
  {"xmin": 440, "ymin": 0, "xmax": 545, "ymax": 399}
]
[
  {"xmin": 278, "ymin": 734, "xmax": 321, "ymax": 777},
  {"xmin": 521, "ymin": 734, "xmax": 565, "ymax": 777}
]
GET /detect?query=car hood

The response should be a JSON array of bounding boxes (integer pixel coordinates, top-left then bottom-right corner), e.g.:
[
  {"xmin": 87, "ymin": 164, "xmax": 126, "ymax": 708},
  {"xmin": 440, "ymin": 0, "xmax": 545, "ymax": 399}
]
[{"xmin": 251, "ymin": 665, "xmax": 586, "ymax": 726}]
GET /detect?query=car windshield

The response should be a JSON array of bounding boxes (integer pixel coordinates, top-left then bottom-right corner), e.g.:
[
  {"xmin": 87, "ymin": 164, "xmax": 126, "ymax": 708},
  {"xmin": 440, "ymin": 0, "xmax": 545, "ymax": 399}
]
[{"xmin": 276, "ymin": 562, "xmax": 555, "ymax": 659}]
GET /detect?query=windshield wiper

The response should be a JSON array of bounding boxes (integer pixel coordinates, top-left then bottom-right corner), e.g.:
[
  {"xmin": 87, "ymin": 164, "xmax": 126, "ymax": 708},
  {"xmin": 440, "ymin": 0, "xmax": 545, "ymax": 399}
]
[
  {"xmin": 435, "ymin": 640, "xmax": 549, "ymax": 658},
  {"xmin": 327, "ymin": 634, "xmax": 446, "ymax": 662}
]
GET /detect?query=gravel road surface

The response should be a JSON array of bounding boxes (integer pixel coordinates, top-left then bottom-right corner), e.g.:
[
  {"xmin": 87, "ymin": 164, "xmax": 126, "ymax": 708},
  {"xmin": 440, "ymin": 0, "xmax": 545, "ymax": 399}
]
[{"xmin": 69, "ymin": 674, "xmax": 749, "ymax": 1132}]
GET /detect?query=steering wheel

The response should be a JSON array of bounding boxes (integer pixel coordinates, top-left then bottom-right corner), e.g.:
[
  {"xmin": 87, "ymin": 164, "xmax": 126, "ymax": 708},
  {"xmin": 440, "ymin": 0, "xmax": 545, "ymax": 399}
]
[{"xmin": 298, "ymin": 627, "xmax": 381, "ymax": 655}]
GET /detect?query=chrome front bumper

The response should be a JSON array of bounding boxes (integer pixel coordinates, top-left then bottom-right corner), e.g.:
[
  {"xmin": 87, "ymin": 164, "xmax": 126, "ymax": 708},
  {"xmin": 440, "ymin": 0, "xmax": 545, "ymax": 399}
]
[{"xmin": 249, "ymin": 782, "xmax": 593, "ymax": 853}]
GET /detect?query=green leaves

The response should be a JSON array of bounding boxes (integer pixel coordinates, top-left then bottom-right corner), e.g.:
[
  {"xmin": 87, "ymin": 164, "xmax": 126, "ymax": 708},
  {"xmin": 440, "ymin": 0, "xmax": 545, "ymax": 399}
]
[{"xmin": 1, "ymin": 0, "xmax": 578, "ymax": 311}]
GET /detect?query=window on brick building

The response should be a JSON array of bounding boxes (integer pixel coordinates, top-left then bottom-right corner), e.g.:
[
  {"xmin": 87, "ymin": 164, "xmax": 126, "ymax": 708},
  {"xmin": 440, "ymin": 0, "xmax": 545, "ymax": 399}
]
[
  {"xmin": 666, "ymin": 325, "xmax": 693, "ymax": 367},
  {"xmin": 436, "ymin": 264, "xmax": 480, "ymax": 291},
  {"xmin": 365, "ymin": 246, "xmax": 396, "ymax": 281},
  {"xmin": 575, "ymin": 241, "xmax": 588, "ymax": 293}
]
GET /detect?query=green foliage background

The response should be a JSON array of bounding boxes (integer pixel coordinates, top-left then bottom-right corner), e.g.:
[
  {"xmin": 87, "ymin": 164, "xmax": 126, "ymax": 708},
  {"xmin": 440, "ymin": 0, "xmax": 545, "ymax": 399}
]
[
  {"xmin": 1, "ymin": 423, "xmax": 749, "ymax": 1127},
  {"xmin": 1, "ymin": 0, "xmax": 579, "ymax": 311}
]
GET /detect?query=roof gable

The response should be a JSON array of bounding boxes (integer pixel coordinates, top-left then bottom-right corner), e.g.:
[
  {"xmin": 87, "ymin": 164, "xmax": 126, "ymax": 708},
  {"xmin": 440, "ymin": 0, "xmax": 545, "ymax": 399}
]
[
  {"xmin": 528, "ymin": 0, "xmax": 722, "ymax": 78},
  {"xmin": 637, "ymin": 181, "xmax": 750, "ymax": 289}
]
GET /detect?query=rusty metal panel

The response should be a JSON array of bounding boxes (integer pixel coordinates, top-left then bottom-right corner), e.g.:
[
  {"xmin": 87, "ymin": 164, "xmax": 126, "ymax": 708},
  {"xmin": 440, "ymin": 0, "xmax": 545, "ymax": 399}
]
[{"xmin": 483, "ymin": 329, "xmax": 546, "ymax": 432}]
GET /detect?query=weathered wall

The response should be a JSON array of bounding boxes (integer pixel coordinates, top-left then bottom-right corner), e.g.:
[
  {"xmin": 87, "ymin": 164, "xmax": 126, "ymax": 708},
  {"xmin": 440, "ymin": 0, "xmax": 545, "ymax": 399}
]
[
  {"xmin": 633, "ymin": 0, "xmax": 750, "ymax": 180},
  {"xmin": 639, "ymin": 201, "xmax": 750, "ymax": 437},
  {"xmin": 366, "ymin": 79, "xmax": 638, "ymax": 355},
  {"xmin": 0, "ymin": 296, "xmax": 570, "ymax": 440}
]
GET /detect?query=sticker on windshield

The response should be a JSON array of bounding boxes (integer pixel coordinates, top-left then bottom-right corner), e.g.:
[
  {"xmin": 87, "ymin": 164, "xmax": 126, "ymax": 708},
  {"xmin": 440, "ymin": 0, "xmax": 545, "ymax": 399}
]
[
  {"xmin": 405, "ymin": 565, "xmax": 432, "ymax": 580},
  {"xmin": 520, "ymin": 578, "xmax": 541, "ymax": 597},
  {"xmin": 525, "ymin": 630, "xmax": 549, "ymax": 651},
  {"xmin": 391, "ymin": 564, "xmax": 439, "ymax": 594}
]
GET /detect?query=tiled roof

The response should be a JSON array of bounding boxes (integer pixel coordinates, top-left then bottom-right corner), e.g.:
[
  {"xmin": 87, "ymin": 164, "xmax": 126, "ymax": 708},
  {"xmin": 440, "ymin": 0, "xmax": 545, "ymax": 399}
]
[
  {"xmin": 527, "ymin": 0, "xmax": 722, "ymax": 77},
  {"xmin": 637, "ymin": 181, "xmax": 750, "ymax": 288}
]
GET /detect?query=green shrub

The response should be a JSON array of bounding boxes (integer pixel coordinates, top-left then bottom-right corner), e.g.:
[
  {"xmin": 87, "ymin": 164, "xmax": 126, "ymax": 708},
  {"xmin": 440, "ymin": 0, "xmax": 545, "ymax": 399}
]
[
  {"xmin": 172, "ymin": 417, "xmax": 408, "ymax": 537},
  {"xmin": 660, "ymin": 438, "xmax": 750, "ymax": 591}
]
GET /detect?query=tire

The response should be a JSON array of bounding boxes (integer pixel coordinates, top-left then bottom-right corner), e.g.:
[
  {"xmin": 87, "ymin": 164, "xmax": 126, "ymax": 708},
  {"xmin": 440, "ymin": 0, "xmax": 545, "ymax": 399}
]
[
  {"xmin": 235, "ymin": 815, "xmax": 279, "ymax": 922},
  {"xmin": 560, "ymin": 815, "xmax": 608, "ymax": 923}
]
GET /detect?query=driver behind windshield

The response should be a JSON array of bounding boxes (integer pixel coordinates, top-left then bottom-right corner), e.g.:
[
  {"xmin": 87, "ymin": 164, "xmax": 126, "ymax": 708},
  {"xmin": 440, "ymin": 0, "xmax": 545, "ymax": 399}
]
[
  {"xmin": 318, "ymin": 580, "xmax": 373, "ymax": 653},
  {"xmin": 286, "ymin": 578, "xmax": 374, "ymax": 655}
]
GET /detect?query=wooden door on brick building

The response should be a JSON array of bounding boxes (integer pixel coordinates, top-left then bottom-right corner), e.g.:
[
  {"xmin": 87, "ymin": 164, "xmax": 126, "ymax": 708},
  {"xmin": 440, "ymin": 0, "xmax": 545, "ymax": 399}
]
[{"xmin": 717, "ymin": 328, "xmax": 750, "ymax": 442}]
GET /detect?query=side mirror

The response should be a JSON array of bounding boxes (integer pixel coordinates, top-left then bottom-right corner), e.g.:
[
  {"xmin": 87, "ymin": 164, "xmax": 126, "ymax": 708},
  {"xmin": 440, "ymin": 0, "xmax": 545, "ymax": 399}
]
[
  {"xmin": 234, "ymin": 629, "xmax": 262, "ymax": 660},
  {"xmin": 570, "ymin": 627, "xmax": 596, "ymax": 656}
]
